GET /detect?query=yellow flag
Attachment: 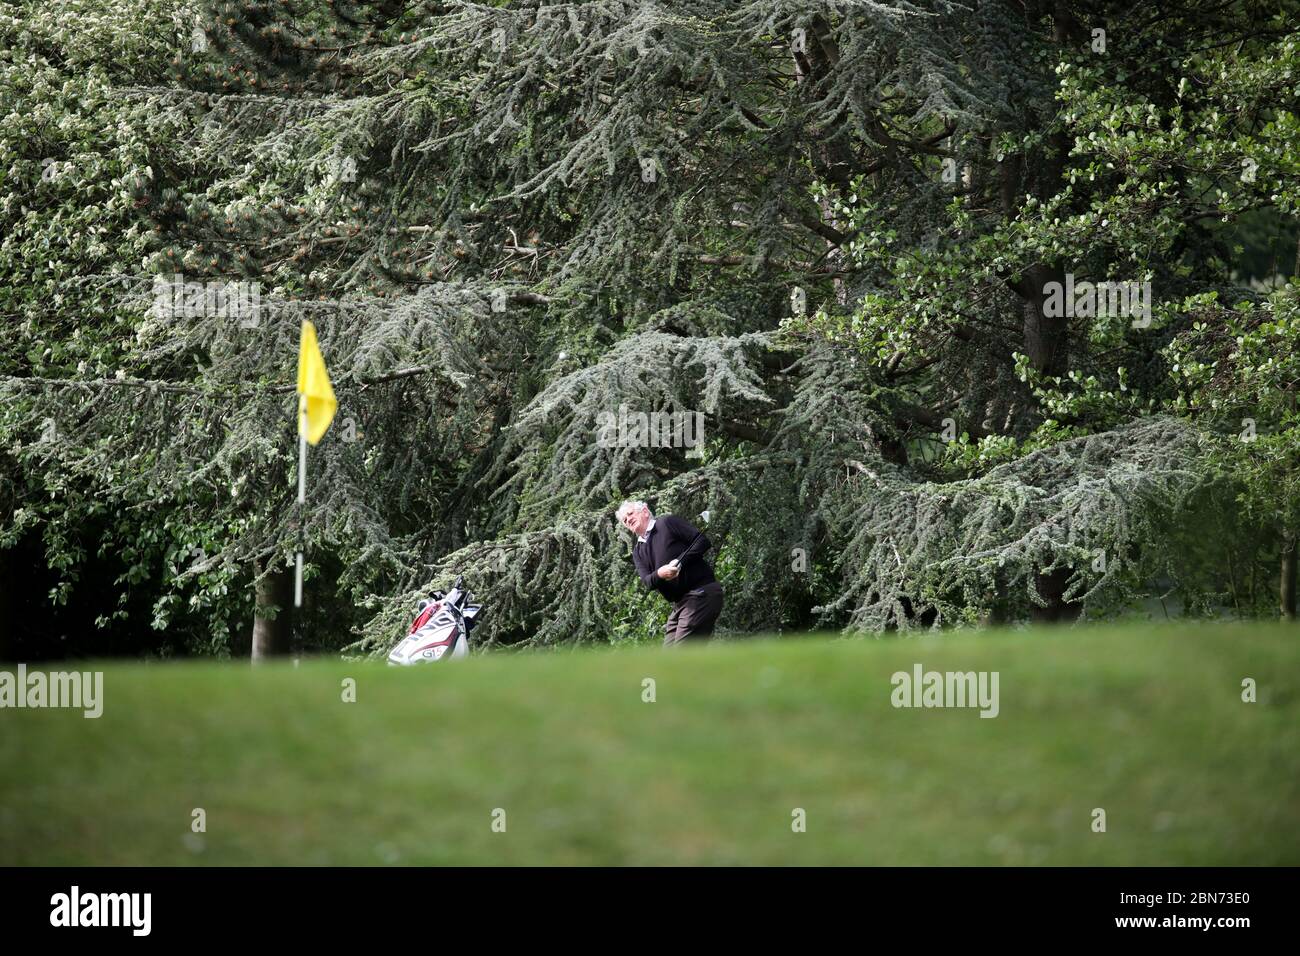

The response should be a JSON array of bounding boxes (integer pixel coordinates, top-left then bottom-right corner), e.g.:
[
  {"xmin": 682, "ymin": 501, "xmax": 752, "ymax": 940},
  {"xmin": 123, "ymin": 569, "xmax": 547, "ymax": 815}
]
[{"xmin": 296, "ymin": 320, "xmax": 336, "ymax": 445}]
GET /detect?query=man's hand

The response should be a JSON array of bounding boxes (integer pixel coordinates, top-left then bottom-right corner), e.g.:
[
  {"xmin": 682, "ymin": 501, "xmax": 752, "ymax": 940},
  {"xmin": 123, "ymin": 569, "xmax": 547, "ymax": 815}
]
[{"xmin": 656, "ymin": 563, "xmax": 679, "ymax": 580}]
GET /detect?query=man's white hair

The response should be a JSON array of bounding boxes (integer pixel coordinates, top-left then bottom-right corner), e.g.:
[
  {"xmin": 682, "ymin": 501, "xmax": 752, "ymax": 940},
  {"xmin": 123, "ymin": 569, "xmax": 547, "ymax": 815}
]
[{"xmin": 616, "ymin": 500, "xmax": 651, "ymax": 522}]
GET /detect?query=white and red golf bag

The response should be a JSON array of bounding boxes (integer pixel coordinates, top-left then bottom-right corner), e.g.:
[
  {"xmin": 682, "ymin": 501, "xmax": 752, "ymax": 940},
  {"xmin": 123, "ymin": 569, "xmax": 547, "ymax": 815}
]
[{"xmin": 387, "ymin": 576, "xmax": 482, "ymax": 665}]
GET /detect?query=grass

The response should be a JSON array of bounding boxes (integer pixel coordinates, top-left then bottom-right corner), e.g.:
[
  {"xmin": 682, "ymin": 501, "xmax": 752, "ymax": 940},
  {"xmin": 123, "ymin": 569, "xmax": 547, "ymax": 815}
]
[{"xmin": 2, "ymin": 621, "xmax": 1298, "ymax": 865}]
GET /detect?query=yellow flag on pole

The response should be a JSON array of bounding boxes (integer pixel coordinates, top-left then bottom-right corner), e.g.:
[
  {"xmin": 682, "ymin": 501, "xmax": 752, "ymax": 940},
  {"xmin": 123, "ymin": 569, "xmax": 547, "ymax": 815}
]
[{"xmin": 296, "ymin": 320, "xmax": 336, "ymax": 445}]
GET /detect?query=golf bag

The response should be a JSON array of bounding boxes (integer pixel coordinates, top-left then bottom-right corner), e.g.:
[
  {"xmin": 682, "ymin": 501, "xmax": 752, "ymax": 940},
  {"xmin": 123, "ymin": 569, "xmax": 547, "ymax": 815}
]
[{"xmin": 387, "ymin": 576, "xmax": 482, "ymax": 665}]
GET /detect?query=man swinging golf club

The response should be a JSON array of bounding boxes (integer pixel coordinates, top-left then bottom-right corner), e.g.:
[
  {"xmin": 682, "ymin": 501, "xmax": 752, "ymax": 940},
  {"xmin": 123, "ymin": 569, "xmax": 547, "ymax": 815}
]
[{"xmin": 616, "ymin": 500, "xmax": 724, "ymax": 646}]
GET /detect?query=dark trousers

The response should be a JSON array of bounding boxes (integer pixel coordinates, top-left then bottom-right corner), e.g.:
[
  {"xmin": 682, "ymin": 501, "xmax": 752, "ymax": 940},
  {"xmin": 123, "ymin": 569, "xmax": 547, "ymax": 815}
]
[{"xmin": 664, "ymin": 581, "xmax": 724, "ymax": 646}]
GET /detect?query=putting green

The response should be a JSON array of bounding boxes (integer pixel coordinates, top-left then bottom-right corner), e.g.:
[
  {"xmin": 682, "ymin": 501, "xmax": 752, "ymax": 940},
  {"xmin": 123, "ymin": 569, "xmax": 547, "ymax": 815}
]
[{"xmin": 1, "ymin": 622, "xmax": 1297, "ymax": 865}]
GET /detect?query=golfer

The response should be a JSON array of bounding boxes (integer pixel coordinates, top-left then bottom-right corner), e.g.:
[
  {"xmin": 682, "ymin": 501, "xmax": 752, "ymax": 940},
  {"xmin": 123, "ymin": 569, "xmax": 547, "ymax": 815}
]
[{"xmin": 616, "ymin": 500, "xmax": 724, "ymax": 646}]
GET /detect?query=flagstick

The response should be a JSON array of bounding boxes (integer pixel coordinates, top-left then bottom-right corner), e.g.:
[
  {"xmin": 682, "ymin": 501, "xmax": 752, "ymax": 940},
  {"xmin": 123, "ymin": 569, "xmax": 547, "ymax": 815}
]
[{"xmin": 295, "ymin": 403, "xmax": 306, "ymax": 609}]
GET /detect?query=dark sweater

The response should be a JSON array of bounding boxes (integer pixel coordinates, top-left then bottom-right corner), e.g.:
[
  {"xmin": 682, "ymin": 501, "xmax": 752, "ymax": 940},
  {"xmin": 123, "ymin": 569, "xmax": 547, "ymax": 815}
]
[{"xmin": 632, "ymin": 514, "xmax": 717, "ymax": 604}]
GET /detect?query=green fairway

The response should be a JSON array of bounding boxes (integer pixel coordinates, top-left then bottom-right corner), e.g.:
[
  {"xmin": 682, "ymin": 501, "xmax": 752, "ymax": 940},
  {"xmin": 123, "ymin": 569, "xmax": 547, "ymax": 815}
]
[{"xmin": 2, "ymin": 623, "xmax": 1298, "ymax": 865}]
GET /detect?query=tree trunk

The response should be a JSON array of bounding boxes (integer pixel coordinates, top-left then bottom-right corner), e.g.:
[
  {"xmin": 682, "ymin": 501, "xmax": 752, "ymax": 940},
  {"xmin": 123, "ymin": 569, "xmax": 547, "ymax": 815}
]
[
  {"xmin": 251, "ymin": 559, "xmax": 293, "ymax": 660},
  {"xmin": 999, "ymin": 7, "xmax": 1080, "ymax": 382},
  {"xmin": 1281, "ymin": 536, "xmax": 1297, "ymax": 621},
  {"xmin": 1030, "ymin": 567, "xmax": 1079, "ymax": 624},
  {"xmin": 1019, "ymin": 265, "xmax": 1070, "ymax": 377}
]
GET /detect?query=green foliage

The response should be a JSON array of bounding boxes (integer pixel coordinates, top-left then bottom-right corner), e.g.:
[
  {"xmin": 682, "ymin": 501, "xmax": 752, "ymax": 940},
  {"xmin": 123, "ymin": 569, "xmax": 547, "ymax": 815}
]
[{"xmin": 4, "ymin": 1, "xmax": 1300, "ymax": 658}]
